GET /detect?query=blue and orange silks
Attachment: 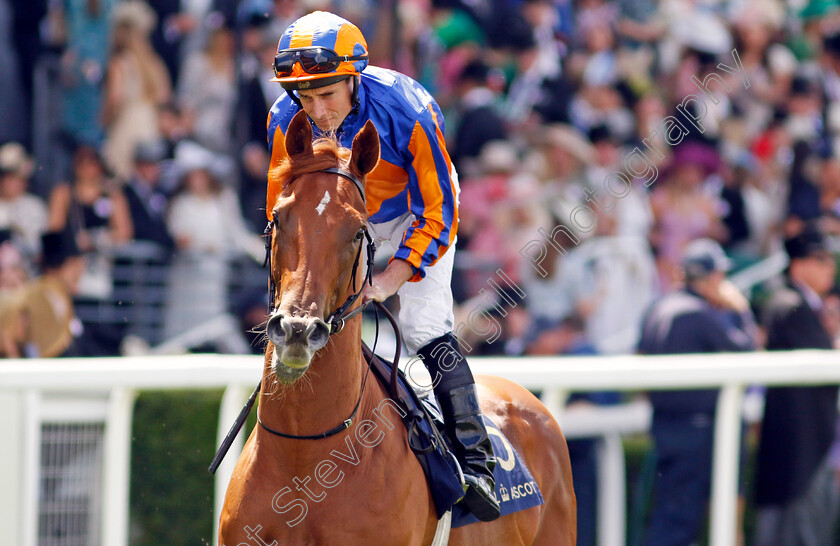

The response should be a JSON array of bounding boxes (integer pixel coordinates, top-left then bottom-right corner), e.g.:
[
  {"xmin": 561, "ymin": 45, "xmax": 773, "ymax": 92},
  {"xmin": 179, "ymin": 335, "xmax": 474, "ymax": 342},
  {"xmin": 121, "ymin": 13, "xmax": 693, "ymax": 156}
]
[{"xmin": 266, "ymin": 66, "xmax": 459, "ymax": 282}]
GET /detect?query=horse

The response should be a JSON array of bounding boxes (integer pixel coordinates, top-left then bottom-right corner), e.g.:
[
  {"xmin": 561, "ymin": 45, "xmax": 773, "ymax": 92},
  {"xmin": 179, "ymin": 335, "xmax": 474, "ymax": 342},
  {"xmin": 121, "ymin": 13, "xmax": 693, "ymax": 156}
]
[{"xmin": 219, "ymin": 111, "xmax": 576, "ymax": 545}]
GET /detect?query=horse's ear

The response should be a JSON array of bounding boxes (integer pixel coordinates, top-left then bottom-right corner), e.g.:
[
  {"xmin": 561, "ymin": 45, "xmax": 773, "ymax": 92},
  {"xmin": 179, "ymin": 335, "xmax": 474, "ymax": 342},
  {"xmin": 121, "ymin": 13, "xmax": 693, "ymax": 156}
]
[
  {"xmin": 349, "ymin": 120, "xmax": 380, "ymax": 177},
  {"xmin": 285, "ymin": 110, "xmax": 313, "ymax": 158}
]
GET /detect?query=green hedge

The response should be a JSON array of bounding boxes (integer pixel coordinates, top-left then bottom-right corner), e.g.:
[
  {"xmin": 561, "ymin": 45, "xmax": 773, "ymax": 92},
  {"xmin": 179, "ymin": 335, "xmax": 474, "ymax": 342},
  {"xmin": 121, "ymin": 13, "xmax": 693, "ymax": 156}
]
[{"xmin": 130, "ymin": 389, "xmax": 224, "ymax": 546}]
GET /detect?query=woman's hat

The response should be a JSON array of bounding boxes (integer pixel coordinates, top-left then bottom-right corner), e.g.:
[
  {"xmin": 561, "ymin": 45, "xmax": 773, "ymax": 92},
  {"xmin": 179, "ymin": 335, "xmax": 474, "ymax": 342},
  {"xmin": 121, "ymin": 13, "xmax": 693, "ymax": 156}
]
[
  {"xmin": 671, "ymin": 12, "xmax": 733, "ymax": 55},
  {"xmin": 666, "ymin": 141, "xmax": 721, "ymax": 177},
  {"xmin": 540, "ymin": 124, "xmax": 596, "ymax": 164},
  {"xmin": 112, "ymin": 0, "xmax": 157, "ymax": 35},
  {"xmin": 0, "ymin": 143, "xmax": 34, "ymax": 179},
  {"xmin": 173, "ymin": 140, "xmax": 232, "ymax": 182},
  {"xmin": 800, "ymin": 0, "xmax": 840, "ymax": 20}
]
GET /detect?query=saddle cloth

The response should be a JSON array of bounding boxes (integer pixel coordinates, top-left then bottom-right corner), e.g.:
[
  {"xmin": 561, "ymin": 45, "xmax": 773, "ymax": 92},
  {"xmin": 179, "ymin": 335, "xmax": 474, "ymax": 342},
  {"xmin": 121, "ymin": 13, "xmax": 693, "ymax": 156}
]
[{"xmin": 364, "ymin": 345, "xmax": 544, "ymax": 525}]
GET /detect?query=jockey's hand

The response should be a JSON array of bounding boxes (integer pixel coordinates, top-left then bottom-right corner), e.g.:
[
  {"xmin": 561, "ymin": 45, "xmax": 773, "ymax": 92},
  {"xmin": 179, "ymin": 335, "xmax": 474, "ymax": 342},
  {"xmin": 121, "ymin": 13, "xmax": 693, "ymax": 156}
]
[{"xmin": 362, "ymin": 259, "xmax": 414, "ymax": 303}]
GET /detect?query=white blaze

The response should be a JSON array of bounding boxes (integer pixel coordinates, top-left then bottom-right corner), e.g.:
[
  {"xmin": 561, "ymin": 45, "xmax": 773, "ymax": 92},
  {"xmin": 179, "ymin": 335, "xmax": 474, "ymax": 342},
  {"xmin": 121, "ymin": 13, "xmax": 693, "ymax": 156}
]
[{"xmin": 315, "ymin": 190, "xmax": 331, "ymax": 216}]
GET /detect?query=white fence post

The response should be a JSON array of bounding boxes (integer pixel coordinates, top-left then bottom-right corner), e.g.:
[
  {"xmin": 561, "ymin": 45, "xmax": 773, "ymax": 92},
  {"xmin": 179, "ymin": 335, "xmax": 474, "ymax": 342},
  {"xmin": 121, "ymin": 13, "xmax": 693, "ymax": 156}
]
[
  {"xmin": 0, "ymin": 391, "xmax": 24, "ymax": 546},
  {"xmin": 22, "ymin": 390, "xmax": 41, "ymax": 546},
  {"xmin": 101, "ymin": 388, "xmax": 136, "ymax": 546},
  {"xmin": 597, "ymin": 433, "xmax": 627, "ymax": 546},
  {"xmin": 710, "ymin": 383, "xmax": 744, "ymax": 546},
  {"xmin": 541, "ymin": 388, "xmax": 568, "ymax": 421},
  {"xmin": 213, "ymin": 384, "xmax": 252, "ymax": 546}
]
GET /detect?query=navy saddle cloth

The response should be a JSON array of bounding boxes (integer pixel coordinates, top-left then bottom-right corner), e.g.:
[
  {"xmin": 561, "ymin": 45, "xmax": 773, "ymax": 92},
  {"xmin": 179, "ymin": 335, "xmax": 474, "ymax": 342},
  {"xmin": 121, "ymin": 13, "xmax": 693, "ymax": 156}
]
[{"xmin": 363, "ymin": 345, "xmax": 544, "ymax": 526}]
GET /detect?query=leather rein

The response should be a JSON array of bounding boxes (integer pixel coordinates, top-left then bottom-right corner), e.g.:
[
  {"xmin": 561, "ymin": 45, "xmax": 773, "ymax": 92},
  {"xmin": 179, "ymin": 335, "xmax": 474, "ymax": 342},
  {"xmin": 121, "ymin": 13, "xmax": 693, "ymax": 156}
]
[{"xmin": 209, "ymin": 166, "xmax": 400, "ymax": 474}]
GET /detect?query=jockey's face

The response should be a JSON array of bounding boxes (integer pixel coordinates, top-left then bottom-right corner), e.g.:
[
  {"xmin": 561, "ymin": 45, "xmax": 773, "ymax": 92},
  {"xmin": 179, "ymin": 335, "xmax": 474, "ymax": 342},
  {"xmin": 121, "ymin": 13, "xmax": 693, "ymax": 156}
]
[{"xmin": 297, "ymin": 78, "xmax": 354, "ymax": 133}]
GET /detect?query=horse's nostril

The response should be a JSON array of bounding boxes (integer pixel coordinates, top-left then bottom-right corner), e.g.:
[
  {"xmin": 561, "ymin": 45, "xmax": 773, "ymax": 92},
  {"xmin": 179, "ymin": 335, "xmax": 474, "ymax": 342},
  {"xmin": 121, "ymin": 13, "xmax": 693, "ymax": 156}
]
[
  {"xmin": 282, "ymin": 318, "xmax": 309, "ymax": 344},
  {"xmin": 306, "ymin": 320, "xmax": 330, "ymax": 350},
  {"xmin": 270, "ymin": 315, "xmax": 329, "ymax": 349},
  {"xmin": 266, "ymin": 314, "xmax": 285, "ymax": 345}
]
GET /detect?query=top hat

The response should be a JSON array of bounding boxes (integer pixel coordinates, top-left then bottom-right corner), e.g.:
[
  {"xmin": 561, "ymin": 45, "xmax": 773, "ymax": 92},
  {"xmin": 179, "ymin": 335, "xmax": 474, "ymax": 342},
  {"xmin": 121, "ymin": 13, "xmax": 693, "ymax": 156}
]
[
  {"xmin": 784, "ymin": 224, "xmax": 829, "ymax": 261},
  {"xmin": 40, "ymin": 230, "xmax": 82, "ymax": 269},
  {"xmin": 133, "ymin": 139, "xmax": 167, "ymax": 164}
]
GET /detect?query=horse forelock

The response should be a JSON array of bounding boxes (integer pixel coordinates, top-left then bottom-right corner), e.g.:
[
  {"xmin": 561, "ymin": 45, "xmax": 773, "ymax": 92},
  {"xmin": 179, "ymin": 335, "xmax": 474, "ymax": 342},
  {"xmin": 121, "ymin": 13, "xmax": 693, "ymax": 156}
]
[{"xmin": 269, "ymin": 137, "xmax": 352, "ymax": 194}]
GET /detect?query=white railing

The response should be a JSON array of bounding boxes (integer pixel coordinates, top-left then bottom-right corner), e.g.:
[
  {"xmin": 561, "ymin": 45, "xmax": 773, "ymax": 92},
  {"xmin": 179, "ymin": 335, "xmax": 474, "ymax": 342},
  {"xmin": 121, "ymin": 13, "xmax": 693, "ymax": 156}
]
[{"xmin": 1, "ymin": 350, "xmax": 839, "ymax": 546}]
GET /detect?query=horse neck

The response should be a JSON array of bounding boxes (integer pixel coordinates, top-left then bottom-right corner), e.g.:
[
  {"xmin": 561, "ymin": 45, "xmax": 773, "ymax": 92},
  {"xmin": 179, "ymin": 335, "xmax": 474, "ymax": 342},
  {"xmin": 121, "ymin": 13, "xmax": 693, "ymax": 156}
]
[{"xmin": 258, "ymin": 319, "xmax": 365, "ymax": 441}]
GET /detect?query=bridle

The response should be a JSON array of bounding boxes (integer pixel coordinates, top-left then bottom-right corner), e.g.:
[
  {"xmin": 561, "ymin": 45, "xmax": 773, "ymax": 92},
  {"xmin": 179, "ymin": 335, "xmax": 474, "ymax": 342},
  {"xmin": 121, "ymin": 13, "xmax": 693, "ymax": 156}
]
[
  {"xmin": 263, "ymin": 166, "xmax": 376, "ymax": 335},
  {"xmin": 209, "ymin": 165, "xmax": 382, "ymax": 473},
  {"xmin": 257, "ymin": 165, "xmax": 377, "ymax": 439}
]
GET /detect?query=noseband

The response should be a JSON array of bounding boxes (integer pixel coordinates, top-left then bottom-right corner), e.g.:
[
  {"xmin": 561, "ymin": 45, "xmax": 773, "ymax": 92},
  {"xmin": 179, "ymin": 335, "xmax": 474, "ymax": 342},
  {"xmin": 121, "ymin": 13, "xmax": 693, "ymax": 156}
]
[{"xmin": 263, "ymin": 166, "xmax": 376, "ymax": 335}]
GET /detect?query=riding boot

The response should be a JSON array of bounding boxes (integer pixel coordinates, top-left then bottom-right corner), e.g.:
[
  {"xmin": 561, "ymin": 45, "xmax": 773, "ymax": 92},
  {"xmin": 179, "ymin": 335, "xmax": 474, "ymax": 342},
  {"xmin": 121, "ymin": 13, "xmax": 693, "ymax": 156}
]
[{"xmin": 417, "ymin": 333, "xmax": 501, "ymax": 522}]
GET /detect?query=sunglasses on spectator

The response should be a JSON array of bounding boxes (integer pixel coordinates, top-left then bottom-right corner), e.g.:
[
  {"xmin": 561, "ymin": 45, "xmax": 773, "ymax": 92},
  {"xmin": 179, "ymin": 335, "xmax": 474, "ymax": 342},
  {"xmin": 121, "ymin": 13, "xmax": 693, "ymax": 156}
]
[{"xmin": 273, "ymin": 47, "xmax": 368, "ymax": 78}]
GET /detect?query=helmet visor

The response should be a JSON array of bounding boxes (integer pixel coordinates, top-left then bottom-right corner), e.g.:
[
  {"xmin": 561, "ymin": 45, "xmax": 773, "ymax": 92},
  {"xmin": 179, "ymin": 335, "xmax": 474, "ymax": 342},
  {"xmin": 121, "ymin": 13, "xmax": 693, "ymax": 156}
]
[{"xmin": 274, "ymin": 47, "xmax": 368, "ymax": 78}]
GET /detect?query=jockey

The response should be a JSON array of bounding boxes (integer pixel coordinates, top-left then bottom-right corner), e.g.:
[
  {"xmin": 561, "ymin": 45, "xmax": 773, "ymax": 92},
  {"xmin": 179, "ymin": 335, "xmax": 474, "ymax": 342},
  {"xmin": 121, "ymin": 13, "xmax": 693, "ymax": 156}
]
[{"xmin": 265, "ymin": 11, "xmax": 501, "ymax": 522}]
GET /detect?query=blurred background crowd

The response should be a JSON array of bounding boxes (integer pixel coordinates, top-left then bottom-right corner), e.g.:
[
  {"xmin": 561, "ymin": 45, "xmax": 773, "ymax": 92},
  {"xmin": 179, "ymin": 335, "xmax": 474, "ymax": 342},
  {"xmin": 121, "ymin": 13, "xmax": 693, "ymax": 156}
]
[
  {"xmin": 2, "ymin": 0, "xmax": 840, "ymax": 543},
  {"xmin": 0, "ymin": 0, "xmax": 838, "ymax": 357}
]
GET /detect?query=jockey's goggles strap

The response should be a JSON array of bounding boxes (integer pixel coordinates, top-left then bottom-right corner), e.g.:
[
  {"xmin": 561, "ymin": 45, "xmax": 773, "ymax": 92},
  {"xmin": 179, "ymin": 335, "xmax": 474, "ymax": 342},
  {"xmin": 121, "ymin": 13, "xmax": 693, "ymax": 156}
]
[{"xmin": 274, "ymin": 47, "xmax": 368, "ymax": 78}]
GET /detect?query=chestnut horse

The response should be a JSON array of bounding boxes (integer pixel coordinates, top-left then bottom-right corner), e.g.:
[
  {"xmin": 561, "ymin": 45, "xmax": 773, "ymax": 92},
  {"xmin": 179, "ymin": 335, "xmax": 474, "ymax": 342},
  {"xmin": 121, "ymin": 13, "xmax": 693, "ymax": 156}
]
[{"xmin": 219, "ymin": 112, "xmax": 576, "ymax": 545}]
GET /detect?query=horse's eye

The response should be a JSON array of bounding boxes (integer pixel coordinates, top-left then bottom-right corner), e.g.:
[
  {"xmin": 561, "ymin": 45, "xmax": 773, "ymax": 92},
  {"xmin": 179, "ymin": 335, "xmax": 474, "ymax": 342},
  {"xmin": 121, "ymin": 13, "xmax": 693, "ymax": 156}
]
[{"xmin": 354, "ymin": 229, "xmax": 365, "ymax": 241}]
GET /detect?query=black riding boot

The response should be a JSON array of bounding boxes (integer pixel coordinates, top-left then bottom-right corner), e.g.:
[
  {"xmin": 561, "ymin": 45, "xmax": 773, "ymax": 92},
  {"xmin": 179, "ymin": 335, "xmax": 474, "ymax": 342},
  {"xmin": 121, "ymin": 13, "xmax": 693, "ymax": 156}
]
[{"xmin": 417, "ymin": 333, "xmax": 501, "ymax": 522}]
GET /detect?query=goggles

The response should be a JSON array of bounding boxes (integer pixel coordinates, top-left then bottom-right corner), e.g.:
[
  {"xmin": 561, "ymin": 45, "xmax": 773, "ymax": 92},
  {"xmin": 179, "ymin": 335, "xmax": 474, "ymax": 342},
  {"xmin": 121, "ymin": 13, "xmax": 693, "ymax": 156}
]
[{"xmin": 273, "ymin": 47, "xmax": 368, "ymax": 78}]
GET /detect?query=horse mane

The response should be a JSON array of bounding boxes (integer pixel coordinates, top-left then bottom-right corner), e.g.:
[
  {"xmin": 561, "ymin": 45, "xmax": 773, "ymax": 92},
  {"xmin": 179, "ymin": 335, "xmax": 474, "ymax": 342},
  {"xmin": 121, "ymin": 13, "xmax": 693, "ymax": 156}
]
[{"xmin": 269, "ymin": 137, "xmax": 352, "ymax": 190}]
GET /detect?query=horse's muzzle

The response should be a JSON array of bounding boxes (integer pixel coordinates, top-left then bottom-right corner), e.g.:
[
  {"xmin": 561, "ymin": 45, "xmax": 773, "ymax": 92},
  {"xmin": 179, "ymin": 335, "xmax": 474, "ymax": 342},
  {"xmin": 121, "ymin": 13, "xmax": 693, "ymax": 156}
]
[{"xmin": 266, "ymin": 314, "xmax": 330, "ymax": 367}]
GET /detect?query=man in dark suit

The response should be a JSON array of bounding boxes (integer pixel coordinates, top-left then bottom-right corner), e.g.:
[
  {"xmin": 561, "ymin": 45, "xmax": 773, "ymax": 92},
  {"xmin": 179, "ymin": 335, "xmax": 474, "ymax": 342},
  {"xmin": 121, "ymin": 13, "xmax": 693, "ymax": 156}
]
[
  {"xmin": 753, "ymin": 226, "xmax": 839, "ymax": 546},
  {"xmin": 123, "ymin": 140, "xmax": 174, "ymax": 250},
  {"xmin": 639, "ymin": 238, "xmax": 757, "ymax": 546},
  {"xmin": 451, "ymin": 60, "xmax": 508, "ymax": 173}
]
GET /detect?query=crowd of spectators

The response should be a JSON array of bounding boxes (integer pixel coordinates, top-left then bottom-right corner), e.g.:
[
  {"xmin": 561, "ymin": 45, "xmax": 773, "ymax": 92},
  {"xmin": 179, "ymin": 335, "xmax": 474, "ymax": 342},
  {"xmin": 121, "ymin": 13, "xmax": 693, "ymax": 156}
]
[{"xmin": 1, "ymin": 0, "xmax": 840, "ymax": 543}]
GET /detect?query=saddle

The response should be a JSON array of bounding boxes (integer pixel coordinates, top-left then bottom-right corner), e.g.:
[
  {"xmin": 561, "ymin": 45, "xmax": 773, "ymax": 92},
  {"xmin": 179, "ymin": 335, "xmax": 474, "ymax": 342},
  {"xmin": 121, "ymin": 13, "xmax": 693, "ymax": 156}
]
[{"xmin": 362, "ymin": 344, "xmax": 544, "ymax": 527}]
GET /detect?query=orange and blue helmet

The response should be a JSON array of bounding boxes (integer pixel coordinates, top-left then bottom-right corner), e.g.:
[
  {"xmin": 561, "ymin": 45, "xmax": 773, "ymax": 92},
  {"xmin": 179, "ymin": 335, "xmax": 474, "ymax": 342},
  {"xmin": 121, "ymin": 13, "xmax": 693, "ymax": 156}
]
[{"xmin": 272, "ymin": 11, "xmax": 369, "ymax": 91}]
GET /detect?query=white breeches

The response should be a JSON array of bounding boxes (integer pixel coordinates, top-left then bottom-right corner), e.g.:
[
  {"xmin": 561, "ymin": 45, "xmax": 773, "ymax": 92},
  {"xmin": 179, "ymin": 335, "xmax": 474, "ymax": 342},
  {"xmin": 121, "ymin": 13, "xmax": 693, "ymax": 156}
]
[{"xmin": 368, "ymin": 212, "xmax": 456, "ymax": 355}]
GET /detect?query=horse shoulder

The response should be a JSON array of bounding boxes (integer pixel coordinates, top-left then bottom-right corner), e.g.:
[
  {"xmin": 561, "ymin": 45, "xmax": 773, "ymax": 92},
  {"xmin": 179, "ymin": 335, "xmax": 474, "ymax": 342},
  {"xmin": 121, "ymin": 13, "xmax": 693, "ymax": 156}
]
[{"xmin": 219, "ymin": 431, "xmax": 285, "ymax": 544}]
